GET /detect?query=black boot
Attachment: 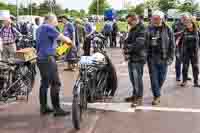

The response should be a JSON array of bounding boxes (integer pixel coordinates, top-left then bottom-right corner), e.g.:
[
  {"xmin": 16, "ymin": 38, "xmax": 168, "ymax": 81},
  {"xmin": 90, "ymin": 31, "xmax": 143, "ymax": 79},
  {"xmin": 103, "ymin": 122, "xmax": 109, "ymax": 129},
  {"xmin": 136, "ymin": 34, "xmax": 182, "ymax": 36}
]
[
  {"xmin": 51, "ymin": 92, "xmax": 70, "ymax": 117},
  {"xmin": 194, "ymin": 80, "xmax": 200, "ymax": 87},
  {"xmin": 40, "ymin": 106, "xmax": 54, "ymax": 115},
  {"xmin": 54, "ymin": 108, "xmax": 70, "ymax": 117},
  {"xmin": 40, "ymin": 87, "xmax": 54, "ymax": 115}
]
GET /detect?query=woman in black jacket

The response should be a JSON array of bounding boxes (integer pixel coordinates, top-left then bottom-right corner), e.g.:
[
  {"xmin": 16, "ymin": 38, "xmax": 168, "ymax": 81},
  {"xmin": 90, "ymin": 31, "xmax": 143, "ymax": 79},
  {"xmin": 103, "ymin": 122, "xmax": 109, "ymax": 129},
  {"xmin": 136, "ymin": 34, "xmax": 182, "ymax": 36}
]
[{"xmin": 181, "ymin": 17, "xmax": 200, "ymax": 87}]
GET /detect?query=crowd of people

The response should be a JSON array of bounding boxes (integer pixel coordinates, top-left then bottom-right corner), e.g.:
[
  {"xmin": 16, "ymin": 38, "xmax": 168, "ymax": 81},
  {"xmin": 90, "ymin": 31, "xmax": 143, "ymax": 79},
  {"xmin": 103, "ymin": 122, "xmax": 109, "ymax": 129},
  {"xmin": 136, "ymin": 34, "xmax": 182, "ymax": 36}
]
[
  {"xmin": 124, "ymin": 11, "xmax": 200, "ymax": 107},
  {"xmin": 0, "ymin": 10, "xmax": 200, "ymax": 116}
]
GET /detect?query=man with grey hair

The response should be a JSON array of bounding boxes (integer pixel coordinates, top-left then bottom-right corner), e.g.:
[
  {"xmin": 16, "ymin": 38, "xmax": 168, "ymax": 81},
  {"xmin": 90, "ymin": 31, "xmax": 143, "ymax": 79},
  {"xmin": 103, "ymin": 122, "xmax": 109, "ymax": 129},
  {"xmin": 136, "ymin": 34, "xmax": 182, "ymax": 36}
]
[
  {"xmin": 123, "ymin": 13, "xmax": 146, "ymax": 107},
  {"xmin": 146, "ymin": 11, "xmax": 175, "ymax": 105},
  {"xmin": 0, "ymin": 16, "xmax": 21, "ymax": 61},
  {"xmin": 36, "ymin": 14, "xmax": 73, "ymax": 116}
]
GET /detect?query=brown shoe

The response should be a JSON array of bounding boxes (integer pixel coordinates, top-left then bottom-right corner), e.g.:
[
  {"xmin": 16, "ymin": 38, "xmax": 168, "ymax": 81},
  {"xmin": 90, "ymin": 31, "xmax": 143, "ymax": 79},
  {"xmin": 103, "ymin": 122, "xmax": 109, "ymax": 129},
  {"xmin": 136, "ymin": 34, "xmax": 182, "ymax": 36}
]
[
  {"xmin": 124, "ymin": 96, "xmax": 135, "ymax": 102},
  {"xmin": 152, "ymin": 97, "xmax": 160, "ymax": 106},
  {"xmin": 136, "ymin": 97, "xmax": 143, "ymax": 106},
  {"xmin": 131, "ymin": 97, "xmax": 143, "ymax": 108},
  {"xmin": 181, "ymin": 82, "xmax": 187, "ymax": 87}
]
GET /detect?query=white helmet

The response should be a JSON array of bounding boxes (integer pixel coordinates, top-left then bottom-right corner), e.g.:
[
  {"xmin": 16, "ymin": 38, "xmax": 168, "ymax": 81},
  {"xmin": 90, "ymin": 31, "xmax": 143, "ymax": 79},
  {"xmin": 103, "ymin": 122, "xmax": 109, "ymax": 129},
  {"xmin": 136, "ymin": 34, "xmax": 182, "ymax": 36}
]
[{"xmin": 92, "ymin": 52, "xmax": 106, "ymax": 64}]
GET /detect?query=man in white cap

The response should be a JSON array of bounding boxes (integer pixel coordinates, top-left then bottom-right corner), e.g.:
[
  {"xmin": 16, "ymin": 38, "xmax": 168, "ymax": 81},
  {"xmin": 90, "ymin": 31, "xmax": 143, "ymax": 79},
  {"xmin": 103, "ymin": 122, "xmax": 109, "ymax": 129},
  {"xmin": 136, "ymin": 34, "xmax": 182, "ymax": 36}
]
[
  {"xmin": 0, "ymin": 15, "xmax": 21, "ymax": 61},
  {"xmin": 145, "ymin": 10, "xmax": 175, "ymax": 105}
]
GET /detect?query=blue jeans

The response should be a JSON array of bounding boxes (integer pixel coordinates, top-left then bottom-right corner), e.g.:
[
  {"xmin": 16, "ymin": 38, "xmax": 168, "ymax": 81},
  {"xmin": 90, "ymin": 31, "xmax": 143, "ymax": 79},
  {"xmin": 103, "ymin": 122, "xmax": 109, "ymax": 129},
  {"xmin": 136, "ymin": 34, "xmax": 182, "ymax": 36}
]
[
  {"xmin": 148, "ymin": 60, "xmax": 168, "ymax": 97},
  {"xmin": 128, "ymin": 62, "xmax": 144, "ymax": 97}
]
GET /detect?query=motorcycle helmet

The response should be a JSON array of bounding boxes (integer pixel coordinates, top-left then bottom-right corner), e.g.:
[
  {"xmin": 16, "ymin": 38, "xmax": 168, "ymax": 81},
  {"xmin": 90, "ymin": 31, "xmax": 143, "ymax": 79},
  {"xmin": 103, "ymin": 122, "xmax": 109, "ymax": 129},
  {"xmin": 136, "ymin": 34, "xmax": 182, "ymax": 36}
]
[{"xmin": 92, "ymin": 52, "xmax": 107, "ymax": 65}]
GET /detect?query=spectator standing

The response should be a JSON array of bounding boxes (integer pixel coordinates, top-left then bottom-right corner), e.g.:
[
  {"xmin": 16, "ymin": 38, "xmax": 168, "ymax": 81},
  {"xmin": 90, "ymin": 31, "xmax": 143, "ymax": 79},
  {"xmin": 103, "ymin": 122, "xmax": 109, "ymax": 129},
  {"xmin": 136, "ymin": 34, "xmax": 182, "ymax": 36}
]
[
  {"xmin": 32, "ymin": 17, "xmax": 40, "ymax": 47},
  {"xmin": 103, "ymin": 19, "xmax": 113, "ymax": 47},
  {"xmin": 83, "ymin": 18, "xmax": 93, "ymax": 56},
  {"xmin": 0, "ymin": 16, "xmax": 21, "ymax": 61},
  {"xmin": 61, "ymin": 16, "xmax": 77, "ymax": 71},
  {"xmin": 112, "ymin": 19, "xmax": 118, "ymax": 48}
]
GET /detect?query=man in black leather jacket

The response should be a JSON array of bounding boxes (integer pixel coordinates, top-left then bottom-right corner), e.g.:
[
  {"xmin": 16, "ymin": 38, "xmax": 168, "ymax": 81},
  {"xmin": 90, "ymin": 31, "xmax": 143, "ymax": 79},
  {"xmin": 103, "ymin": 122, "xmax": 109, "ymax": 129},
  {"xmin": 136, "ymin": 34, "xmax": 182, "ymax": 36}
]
[
  {"xmin": 146, "ymin": 11, "xmax": 175, "ymax": 105},
  {"xmin": 123, "ymin": 13, "xmax": 146, "ymax": 107}
]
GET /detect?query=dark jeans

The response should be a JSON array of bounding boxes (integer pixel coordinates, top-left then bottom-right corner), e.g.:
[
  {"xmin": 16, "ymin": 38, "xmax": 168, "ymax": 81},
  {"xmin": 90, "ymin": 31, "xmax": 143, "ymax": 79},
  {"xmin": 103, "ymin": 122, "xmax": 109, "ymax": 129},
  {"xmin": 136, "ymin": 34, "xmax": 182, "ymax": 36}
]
[
  {"xmin": 112, "ymin": 33, "xmax": 117, "ymax": 47},
  {"xmin": 175, "ymin": 56, "xmax": 182, "ymax": 80},
  {"xmin": 83, "ymin": 37, "xmax": 91, "ymax": 56},
  {"xmin": 105, "ymin": 33, "xmax": 112, "ymax": 48},
  {"xmin": 128, "ymin": 62, "xmax": 144, "ymax": 97},
  {"xmin": 182, "ymin": 54, "xmax": 199, "ymax": 83},
  {"xmin": 37, "ymin": 56, "xmax": 61, "ymax": 110},
  {"xmin": 148, "ymin": 60, "xmax": 168, "ymax": 97}
]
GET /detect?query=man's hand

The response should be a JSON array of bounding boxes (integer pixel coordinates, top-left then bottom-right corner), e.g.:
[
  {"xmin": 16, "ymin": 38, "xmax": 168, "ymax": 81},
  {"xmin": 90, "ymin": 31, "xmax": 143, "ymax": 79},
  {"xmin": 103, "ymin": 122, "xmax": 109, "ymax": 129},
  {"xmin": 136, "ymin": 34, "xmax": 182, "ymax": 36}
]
[{"xmin": 58, "ymin": 34, "xmax": 74, "ymax": 47}]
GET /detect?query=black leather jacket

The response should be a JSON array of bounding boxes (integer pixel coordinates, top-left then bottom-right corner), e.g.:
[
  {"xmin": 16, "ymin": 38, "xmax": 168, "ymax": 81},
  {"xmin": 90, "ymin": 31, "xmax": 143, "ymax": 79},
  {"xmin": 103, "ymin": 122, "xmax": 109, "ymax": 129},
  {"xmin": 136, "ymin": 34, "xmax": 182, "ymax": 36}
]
[
  {"xmin": 124, "ymin": 23, "xmax": 146, "ymax": 63},
  {"xmin": 145, "ymin": 24, "xmax": 175, "ymax": 65},
  {"xmin": 182, "ymin": 30, "xmax": 199, "ymax": 59}
]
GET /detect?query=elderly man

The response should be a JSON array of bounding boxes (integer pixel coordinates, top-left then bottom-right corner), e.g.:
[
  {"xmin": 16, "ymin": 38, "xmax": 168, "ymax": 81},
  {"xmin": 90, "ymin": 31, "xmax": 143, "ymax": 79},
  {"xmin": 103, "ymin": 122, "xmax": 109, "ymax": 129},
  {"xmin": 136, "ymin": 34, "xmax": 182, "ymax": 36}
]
[
  {"xmin": 36, "ymin": 14, "xmax": 73, "ymax": 116},
  {"xmin": 146, "ymin": 11, "xmax": 175, "ymax": 105},
  {"xmin": 123, "ymin": 13, "xmax": 146, "ymax": 107},
  {"xmin": 0, "ymin": 16, "xmax": 21, "ymax": 61}
]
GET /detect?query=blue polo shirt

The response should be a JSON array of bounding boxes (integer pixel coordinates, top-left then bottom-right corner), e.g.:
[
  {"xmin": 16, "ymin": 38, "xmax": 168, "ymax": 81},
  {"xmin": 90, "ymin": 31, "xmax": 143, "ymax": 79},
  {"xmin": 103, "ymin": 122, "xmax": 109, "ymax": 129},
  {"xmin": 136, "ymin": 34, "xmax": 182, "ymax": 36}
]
[{"xmin": 36, "ymin": 24, "xmax": 60, "ymax": 59}]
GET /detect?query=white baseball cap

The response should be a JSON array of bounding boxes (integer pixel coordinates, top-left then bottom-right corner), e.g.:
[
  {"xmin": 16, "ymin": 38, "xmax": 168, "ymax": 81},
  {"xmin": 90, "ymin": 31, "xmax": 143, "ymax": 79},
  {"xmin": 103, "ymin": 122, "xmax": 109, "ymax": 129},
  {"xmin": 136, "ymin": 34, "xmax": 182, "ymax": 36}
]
[{"xmin": 152, "ymin": 10, "xmax": 165, "ymax": 19}]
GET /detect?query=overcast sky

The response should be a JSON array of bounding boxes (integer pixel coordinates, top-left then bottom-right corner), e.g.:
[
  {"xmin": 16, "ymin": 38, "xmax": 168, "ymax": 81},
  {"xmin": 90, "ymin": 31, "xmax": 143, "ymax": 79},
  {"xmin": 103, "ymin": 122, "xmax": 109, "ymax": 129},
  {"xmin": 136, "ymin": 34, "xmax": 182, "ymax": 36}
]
[
  {"xmin": 5, "ymin": 0, "xmax": 200, "ymax": 10},
  {"xmin": 5, "ymin": 0, "xmax": 145, "ymax": 10}
]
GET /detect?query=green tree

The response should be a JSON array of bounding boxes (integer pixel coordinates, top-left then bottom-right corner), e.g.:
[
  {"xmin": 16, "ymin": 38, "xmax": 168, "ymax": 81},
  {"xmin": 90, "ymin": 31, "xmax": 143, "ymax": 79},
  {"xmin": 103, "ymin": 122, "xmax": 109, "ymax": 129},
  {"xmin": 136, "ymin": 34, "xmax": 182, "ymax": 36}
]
[
  {"xmin": 38, "ymin": 0, "xmax": 64, "ymax": 16},
  {"xmin": 135, "ymin": 4, "xmax": 145, "ymax": 15},
  {"xmin": 54, "ymin": 4, "xmax": 65, "ymax": 15},
  {"xmin": 178, "ymin": 0, "xmax": 199, "ymax": 14},
  {"xmin": 117, "ymin": 10, "xmax": 128, "ymax": 16},
  {"xmin": 80, "ymin": 9, "xmax": 86, "ymax": 17},
  {"xmin": 0, "ymin": 2, "xmax": 17, "ymax": 16},
  {"xmin": 127, "ymin": 4, "xmax": 144, "ymax": 16},
  {"xmin": 64, "ymin": 8, "xmax": 69, "ymax": 14},
  {"xmin": 128, "ymin": 5, "xmax": 136, "ymax": 14},
  {"xmin": 29, "ymin": 3, "xmax": 39, "ymax": 15},
  {"xmin": 88, "ymin": 0, "xmax": 111, "ymax": 15},
  {"xmin": 144, "ymin": 0, "xmax": 159, "ymax": 10},
  {"xmin": 158, "ymin": 0, "xmax": 177, "ymax": 13},
  {"xmin": 70, "ymin": 9, "xmax": 80, "ymax": 17},
  {"xmin": 38, "ymin": 0, "xmax": 51, "ymax": 16}
]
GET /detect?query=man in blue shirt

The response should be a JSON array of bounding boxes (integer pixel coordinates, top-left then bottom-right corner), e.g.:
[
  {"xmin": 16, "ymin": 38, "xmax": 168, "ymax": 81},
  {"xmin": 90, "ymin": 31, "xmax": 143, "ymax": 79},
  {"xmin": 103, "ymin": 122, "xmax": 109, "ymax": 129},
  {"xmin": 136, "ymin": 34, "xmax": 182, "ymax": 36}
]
[{"xmin": 36, "ymin": 14, "xmax": 73, "ymax": 116}]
